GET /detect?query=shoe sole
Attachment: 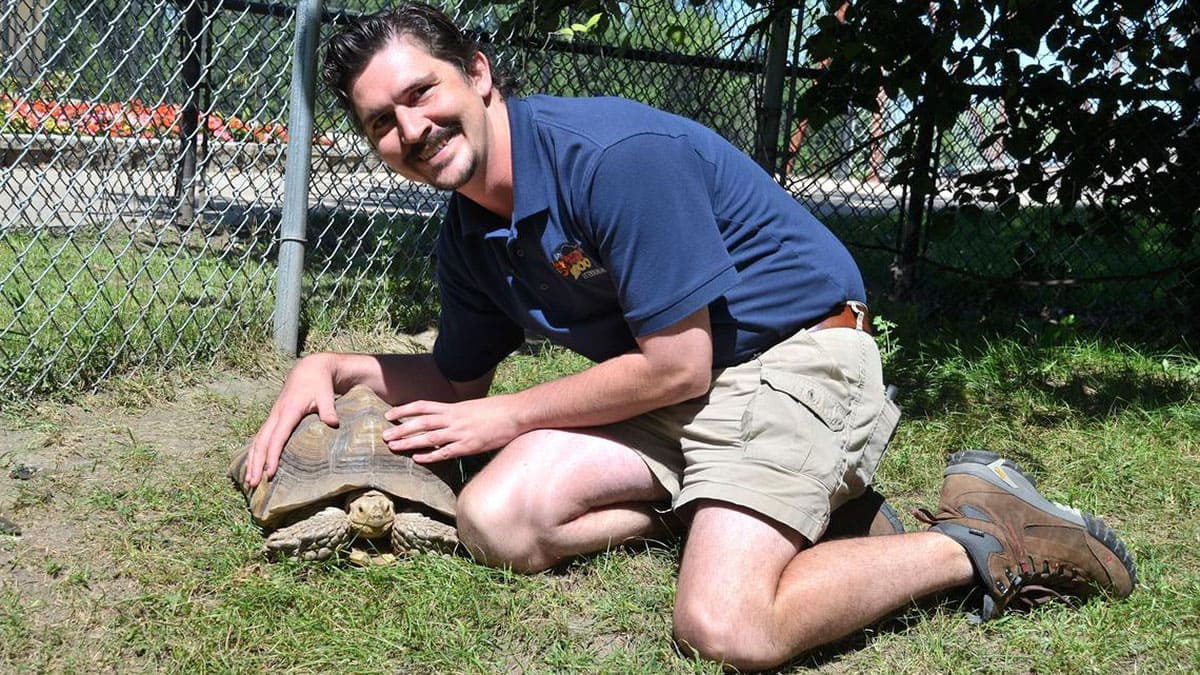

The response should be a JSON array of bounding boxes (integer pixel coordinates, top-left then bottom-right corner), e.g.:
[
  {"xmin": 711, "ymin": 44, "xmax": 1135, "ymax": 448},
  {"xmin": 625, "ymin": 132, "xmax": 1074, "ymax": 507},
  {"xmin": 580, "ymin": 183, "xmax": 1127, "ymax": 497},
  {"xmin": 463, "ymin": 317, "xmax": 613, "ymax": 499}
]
[
  {"xmin": 877, "ymin": 497, "xmax": 906, "ymax": 535},
  {"xmin": 945, "ymin": 449, "xmax": 1137, "ymax": 587}
]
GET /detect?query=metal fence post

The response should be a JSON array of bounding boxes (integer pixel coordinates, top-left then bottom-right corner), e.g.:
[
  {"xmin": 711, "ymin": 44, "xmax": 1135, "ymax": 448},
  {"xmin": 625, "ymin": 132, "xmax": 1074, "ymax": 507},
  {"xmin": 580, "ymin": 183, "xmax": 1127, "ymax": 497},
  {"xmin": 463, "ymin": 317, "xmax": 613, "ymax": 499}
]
[
  {"xmin": 273, "ymin": 0, "xmax": 324, "ymax": 355},
  {"xmin": 755, "ymin": 6, "xmax": 791, "ymax": 175},
  {"xmin": 176, "ymin": 0, "xmax": 203, "ymax": 227}
]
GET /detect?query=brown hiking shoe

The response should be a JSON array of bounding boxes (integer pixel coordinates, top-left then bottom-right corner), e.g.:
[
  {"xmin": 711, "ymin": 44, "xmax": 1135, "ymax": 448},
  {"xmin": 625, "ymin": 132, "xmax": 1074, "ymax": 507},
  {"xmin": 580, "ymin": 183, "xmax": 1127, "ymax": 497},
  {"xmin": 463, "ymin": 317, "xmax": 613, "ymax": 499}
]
[
  {"xmin": 822, "ymin": 486, "xmax": 906, "ymax": 541},
  {"xmin": 917, "ymin": 449, "xmax": 1136, "ymax": 620}
]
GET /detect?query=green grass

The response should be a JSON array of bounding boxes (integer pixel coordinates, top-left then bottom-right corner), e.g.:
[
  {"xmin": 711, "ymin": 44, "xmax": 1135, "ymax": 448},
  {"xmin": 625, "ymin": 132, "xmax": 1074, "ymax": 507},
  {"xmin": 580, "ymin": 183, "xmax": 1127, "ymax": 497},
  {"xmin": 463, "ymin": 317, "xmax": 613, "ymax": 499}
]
[
  {"xmin": 825, "ymin": 207, "xmax": 1199, "ymax": 337},
  {"xmin": 0, "ymin": 229, "xmax": 276, "ymax": 399},
  {"xmin": 0, "ymin": 323, "xmax": 1196, "ymax": 672},
  {"xmin": 5, "ymin": 202, "xmax": 1195, "ymax": 405},
  {"xmin": 300, "ymin": 209, "xmax": 442, "ymax": 342},
  {"xmin": 1, "ymin": 212, "xmax": 1196, "ymax": 670},
  {"xmin": 0, "ymin": 212, "xmax": 441, "ymax": 403}
]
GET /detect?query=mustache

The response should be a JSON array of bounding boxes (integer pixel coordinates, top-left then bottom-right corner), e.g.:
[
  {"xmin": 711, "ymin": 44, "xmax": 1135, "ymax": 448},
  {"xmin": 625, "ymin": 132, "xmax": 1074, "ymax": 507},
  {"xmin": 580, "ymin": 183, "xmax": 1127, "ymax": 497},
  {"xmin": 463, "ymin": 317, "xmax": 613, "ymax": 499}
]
[{"xmin": 407, "ymin": 124, "xmax": 462, "ymax": 161}]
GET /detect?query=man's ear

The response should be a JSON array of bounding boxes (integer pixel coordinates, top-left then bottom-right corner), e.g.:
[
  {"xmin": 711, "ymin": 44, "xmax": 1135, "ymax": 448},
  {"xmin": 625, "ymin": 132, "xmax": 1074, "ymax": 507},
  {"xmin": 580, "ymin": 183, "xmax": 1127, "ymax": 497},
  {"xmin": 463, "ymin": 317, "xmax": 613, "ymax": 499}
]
[{"xmin": 468, "ymin": 50, "xmax": 495, "ymax": 99}]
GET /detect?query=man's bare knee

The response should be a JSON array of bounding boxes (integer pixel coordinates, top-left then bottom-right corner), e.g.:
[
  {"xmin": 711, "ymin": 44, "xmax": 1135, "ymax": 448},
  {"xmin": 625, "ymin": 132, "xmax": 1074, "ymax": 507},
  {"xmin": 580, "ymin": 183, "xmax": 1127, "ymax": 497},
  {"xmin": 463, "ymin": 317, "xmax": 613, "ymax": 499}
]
[
  {"xmin": 456, "ymin": 428, "xmax": 663, "ymax": 573},
  {"xmin": 673, "ymin": 599, "xmax": 801, "ymax": 671},
  {"xmin": 456, "ymin": 477, "xmax": 556, "ymax": 573},
  {"xmin": 672, "ymin": 599, "xmax": 768, "ymax": 670}
]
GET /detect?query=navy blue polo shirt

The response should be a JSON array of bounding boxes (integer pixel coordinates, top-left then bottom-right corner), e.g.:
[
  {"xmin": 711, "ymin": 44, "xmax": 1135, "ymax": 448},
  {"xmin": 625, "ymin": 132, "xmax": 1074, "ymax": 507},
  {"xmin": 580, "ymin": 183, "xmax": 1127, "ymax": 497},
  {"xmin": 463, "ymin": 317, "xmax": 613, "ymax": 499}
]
[{"xmin": 432, "ymin": 95, "xmax": 865, "ymax": 383}]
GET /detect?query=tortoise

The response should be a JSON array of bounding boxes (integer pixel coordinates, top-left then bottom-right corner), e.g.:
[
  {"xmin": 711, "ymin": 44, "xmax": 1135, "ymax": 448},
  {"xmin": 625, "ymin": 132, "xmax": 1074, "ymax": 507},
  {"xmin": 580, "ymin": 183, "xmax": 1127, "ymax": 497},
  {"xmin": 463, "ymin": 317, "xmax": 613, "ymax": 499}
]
[{"xmin": 229, "ymin": 384, "xmax": 461, "ymax": 561}]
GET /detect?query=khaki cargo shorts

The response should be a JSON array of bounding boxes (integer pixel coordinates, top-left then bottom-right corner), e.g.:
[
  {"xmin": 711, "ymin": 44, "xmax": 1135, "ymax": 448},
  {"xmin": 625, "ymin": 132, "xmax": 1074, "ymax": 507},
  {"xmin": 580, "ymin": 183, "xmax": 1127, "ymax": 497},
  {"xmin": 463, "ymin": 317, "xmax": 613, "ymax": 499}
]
[{"xmin": 595, "ymin": 322, "xmax": 900, "ymax": 542}]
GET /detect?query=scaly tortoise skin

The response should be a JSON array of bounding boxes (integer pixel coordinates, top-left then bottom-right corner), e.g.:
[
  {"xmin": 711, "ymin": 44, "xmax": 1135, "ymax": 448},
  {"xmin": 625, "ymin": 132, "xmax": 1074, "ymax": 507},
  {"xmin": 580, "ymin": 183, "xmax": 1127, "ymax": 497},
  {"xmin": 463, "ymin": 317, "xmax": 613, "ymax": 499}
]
[{"xmin": 229, "ymin": 385, "xmax": 461, "ymax": 561}]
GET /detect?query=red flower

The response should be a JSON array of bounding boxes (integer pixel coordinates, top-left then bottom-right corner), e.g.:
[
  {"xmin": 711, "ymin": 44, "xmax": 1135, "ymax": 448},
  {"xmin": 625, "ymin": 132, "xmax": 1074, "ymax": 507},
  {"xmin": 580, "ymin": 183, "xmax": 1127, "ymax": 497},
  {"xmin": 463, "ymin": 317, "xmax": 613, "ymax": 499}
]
[{"xmin": 0, "ymin": 95, "xmax": 334, "ymax": 144}]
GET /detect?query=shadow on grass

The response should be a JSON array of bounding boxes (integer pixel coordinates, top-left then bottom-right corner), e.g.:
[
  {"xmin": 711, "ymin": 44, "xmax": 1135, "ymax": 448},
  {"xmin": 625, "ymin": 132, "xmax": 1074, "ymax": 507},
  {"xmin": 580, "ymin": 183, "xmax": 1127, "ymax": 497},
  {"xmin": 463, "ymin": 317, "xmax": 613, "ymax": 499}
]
[
  {"xmin": 878, "ymin": 309, "xmax": 1199, "ymax": 425},
  {"xmin": 896, "ymin": 363, "xmax": 1197, "ymax": 421}
]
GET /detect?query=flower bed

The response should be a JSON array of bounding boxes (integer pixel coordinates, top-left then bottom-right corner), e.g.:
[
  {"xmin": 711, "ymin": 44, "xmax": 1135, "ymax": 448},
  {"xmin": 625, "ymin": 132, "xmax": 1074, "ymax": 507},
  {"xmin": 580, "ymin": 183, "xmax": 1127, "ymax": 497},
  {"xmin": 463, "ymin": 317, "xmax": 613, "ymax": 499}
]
[
  {"xmin": 0, "ymin": 95, "xmax": 352, "ymax": 170},
  {"xmin": 0, "ymin": 94, "xmax": 328, "ymax": 144}
]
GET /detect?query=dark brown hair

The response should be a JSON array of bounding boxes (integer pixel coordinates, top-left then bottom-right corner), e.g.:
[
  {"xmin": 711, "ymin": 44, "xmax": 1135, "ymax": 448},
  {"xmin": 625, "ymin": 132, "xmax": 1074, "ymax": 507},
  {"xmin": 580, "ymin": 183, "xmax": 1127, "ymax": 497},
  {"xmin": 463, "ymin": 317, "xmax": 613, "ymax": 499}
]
[{"xmin": 322, "ymin": 2, "xmax": 517, "ymax": 132}]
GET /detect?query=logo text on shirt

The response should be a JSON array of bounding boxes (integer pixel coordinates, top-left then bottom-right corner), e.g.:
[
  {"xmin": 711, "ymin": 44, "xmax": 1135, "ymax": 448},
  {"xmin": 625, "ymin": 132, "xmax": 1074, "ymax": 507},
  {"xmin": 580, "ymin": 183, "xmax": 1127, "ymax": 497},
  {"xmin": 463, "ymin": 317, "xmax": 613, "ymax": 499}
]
[{"xmin": 552, "ymin": 243, "xmax": 607, "ymax": 280}]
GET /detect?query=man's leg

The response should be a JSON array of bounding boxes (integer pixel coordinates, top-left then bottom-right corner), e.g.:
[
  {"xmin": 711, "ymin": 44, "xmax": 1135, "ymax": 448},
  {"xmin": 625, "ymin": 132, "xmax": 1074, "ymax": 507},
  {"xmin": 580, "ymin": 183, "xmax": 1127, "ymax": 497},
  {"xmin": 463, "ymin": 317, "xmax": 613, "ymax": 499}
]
[
  {"xmin": 455, "ymin": 428, "xmax": 671, "ymax": 572},
  {"xmin": 674, "ymin": 449, "xmax": 1138, "ymax": 671},
  {"xmin": 673, "ymin": 500, "xmax": 975, "ymax": 671}
]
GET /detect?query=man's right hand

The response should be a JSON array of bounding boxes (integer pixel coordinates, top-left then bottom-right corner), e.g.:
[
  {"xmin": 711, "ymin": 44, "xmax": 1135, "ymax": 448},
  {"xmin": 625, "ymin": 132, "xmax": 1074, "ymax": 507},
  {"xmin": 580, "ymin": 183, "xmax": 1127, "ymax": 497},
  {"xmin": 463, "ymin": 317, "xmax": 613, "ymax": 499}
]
[{"xmin": 244, "ymin": 353, "xmax": 342, "ymax": 488}]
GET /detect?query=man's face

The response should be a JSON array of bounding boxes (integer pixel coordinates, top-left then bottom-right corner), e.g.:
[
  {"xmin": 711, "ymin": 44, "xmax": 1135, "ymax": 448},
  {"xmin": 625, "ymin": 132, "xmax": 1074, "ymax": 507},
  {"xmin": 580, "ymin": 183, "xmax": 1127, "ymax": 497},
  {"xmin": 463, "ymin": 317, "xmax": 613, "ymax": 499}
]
[{"xmin": 350, "ymin": 36, "xmax": 492, "ymax": 190}]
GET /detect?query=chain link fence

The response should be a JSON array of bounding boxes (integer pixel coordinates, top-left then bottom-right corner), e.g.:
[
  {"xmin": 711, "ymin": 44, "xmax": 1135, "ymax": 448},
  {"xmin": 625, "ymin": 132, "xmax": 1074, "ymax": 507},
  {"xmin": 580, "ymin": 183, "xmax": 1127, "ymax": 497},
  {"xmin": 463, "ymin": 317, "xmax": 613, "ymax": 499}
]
[
  {"xmin": 777, "ymin": 0, "xmax": 1198, "ymax": 326},
  {"xmin": 1, "ymin": 0, "xmax": 296, "ymax": 397},
  {"xmin": 1, "ymin": 0, "xmax": 1195, "ymax": 400}
]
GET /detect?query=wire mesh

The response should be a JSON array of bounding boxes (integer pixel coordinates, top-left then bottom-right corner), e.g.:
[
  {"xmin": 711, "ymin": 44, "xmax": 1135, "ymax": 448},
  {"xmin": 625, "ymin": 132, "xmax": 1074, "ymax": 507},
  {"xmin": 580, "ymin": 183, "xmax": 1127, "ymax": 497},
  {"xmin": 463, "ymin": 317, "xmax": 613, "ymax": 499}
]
[
  {"xmin": 1, "ymin": 0, "xmax": 293, "ymax": 397},
  {"xmin": 779, "ymin": 0, "xmax": 1198, "ymax": 325},
  {"xmin": 1, "ymin": 0, "xmax": 1195, "ymax": 400}
]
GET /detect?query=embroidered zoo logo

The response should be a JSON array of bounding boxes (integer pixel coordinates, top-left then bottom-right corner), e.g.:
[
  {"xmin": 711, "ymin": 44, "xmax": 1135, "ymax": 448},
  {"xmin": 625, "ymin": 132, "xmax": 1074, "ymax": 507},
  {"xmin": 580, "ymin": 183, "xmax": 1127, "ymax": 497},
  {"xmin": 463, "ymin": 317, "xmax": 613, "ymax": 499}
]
[{"xmin": 551, "ymin": 243, "xmax": 607, "ymax": 280}]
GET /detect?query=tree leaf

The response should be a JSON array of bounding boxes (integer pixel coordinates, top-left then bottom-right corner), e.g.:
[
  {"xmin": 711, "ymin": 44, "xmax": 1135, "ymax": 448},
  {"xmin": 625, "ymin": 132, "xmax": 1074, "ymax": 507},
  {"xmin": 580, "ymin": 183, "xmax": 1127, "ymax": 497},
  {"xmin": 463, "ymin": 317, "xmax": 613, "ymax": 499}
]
[
  {"xmin": 666, "ymin": 24, "xmax": 686, "ymax": 47},
  {"xmin": 807, "ymin": 31, "xmax": 837, "ymax": 61},
  {"xmin": 958, "ymin": 3, "xmax": 986, "ymax": 40}
]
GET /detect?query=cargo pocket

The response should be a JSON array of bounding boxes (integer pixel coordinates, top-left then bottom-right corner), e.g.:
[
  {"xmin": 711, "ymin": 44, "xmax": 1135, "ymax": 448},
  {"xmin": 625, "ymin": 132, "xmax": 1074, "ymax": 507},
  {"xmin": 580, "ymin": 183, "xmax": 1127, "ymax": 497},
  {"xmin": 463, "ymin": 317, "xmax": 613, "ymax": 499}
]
[
  {"xmin": 850, "ymin": 396, "xmax": 901, "ymax": 494},
  {"xmin": 741, "ymin": 367, "xmax": 848, "ymax": 488}
]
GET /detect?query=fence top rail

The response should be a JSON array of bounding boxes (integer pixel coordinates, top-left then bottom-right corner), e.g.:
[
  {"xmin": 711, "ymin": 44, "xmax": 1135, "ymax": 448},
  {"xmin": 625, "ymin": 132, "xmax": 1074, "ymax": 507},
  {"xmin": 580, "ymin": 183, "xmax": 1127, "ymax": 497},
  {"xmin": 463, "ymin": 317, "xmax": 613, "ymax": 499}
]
[{"xmin": 193, "ymin": 1, "xmax": 1181, "ymax": 105}]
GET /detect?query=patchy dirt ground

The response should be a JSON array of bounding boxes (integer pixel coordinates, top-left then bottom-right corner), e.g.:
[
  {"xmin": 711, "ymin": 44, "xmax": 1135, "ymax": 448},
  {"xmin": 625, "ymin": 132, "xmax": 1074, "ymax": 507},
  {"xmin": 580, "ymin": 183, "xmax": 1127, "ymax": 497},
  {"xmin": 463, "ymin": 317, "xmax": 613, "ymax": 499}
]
[
  {"xmin": 0, "ymin": 332, "xmax": 440, "ymax": 667},
  {"xmin": 0, "ymin": 371, "xmax": 278, "ymax": 625}
]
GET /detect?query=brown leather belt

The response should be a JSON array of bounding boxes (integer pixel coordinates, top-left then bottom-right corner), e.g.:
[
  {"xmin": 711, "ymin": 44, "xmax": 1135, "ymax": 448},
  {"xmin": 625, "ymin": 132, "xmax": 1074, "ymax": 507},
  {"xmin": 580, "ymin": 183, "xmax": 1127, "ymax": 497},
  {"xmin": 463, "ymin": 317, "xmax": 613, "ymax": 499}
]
[{"xmin": 810, "ymin": 303, "xmax": 871, "ymax": 334}]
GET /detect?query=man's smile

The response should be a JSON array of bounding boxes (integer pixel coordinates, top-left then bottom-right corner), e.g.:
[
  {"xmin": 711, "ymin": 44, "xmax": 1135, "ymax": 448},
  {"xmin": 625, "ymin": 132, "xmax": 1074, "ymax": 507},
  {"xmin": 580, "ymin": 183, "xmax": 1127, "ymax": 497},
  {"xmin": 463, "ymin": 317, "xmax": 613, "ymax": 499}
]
[{"xmin": 412, "ymin": 126, "xmax": 460, "ymax": 163}]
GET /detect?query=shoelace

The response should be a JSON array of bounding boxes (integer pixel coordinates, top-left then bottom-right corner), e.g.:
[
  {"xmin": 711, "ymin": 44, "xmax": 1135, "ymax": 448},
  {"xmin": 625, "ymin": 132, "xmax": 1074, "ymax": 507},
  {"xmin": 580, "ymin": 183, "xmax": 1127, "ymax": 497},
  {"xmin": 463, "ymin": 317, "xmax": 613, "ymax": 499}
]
[
  {"xmin": 914, "ymin": 507, "xmax": 1091, "ymax": 620},
  {"xmin": 999, "ymin": 561, "xmax": 1089, "ymax": 606}
]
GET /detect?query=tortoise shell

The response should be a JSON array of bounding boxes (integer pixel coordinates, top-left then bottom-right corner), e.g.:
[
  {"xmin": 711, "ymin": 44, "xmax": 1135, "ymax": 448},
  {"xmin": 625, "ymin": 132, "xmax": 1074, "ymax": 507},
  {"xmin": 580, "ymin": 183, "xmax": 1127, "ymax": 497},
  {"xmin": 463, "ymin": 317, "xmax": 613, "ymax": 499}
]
[{"xmin": 229, "ymin": 385, "xmax": 460, "ymax": 529}]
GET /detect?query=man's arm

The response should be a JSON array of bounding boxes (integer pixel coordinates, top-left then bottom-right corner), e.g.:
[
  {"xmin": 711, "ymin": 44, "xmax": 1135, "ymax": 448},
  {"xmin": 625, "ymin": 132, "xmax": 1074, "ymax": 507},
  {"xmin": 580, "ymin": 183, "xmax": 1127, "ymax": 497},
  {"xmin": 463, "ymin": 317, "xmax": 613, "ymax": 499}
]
[
  {"xmin": 243, "ymin": 351, "xmax": 492, "ymax": 487},
  {"xmin": 382, "ymin": 307, "xmax": 714, "ymax": 462},
  {"xmin": 340, "ymin": 352, "xmax": 492, "ymax": 404}
]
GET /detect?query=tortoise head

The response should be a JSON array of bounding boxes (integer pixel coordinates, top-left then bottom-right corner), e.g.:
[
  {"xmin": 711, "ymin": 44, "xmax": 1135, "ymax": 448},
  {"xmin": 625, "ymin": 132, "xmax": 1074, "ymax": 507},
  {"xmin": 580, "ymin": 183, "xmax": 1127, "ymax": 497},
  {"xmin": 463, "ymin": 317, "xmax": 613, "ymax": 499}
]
[{"xmin": 345, "ymin": 489, "xmax": 395, "ymax": 538}]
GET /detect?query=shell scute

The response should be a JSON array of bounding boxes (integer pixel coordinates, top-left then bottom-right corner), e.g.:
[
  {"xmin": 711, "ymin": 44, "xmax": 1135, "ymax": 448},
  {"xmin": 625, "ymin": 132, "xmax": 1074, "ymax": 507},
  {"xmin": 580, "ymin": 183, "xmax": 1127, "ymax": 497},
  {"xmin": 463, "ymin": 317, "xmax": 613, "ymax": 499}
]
[{"xmin": 229, "ymin": 385, "xmax": 460, "ymax": 530}]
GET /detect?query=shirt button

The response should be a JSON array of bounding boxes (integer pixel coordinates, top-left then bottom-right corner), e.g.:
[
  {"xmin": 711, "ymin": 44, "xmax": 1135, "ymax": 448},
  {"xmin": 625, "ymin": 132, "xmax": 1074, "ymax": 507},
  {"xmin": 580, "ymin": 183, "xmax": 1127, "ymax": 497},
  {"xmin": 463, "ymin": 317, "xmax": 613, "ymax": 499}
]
[
  {"xmin": 538, "ymin": 283, "xmax": 550, "ymax": 291},
  {"xmin": 515, "ymin": 248, "xmax": 525, "ymax": 257}
]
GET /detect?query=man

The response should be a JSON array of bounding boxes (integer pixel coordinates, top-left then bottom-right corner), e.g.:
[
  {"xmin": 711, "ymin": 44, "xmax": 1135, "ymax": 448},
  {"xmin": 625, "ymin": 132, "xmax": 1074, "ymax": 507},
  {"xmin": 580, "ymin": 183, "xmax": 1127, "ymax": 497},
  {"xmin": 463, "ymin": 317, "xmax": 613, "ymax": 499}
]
[{"xmin": 242, "ymin": 4, "xmax": 1135, "ymax": 669}]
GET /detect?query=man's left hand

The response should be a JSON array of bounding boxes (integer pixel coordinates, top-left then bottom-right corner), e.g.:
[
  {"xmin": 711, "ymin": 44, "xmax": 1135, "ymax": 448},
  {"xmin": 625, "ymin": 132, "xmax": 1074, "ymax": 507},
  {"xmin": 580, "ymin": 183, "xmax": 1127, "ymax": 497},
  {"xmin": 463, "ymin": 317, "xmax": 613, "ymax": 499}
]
[{"xmin": 382, "ymin": 396, "xmax": 521, "ymax": 462}]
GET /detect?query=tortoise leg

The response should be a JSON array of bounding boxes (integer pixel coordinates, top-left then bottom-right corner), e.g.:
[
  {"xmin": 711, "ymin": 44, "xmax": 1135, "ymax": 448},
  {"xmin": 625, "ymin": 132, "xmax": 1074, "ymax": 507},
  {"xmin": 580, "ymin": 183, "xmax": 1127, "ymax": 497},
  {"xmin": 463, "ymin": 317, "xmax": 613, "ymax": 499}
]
[
  {"xmin": 390, "ymin": 510, "xmax": 459, "ymax": 555},
  {"xmin": 264, "ymin": 507, "xmax": 353, "ymax": 561}
]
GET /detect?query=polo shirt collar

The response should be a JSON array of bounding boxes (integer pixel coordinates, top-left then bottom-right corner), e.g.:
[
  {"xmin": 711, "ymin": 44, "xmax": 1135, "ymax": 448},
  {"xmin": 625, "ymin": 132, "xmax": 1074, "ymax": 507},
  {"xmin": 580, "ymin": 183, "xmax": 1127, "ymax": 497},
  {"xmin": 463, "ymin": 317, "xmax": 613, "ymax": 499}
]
[
  {"xmin": 455, "ymin": 97, "xmax": 548, "ymax": 236},
  {"xmin": 507, "ymin": 97, "xmax": 550, "ymax": 223}
]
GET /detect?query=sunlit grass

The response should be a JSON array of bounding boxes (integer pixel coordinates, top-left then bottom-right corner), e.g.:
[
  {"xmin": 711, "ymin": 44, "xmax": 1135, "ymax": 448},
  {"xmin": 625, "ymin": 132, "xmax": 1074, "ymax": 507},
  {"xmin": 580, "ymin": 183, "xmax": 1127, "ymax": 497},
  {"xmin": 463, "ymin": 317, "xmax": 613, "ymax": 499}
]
[{"xmin": 1, "ymin": 322, "xmax": 1196, "ymax": 672}]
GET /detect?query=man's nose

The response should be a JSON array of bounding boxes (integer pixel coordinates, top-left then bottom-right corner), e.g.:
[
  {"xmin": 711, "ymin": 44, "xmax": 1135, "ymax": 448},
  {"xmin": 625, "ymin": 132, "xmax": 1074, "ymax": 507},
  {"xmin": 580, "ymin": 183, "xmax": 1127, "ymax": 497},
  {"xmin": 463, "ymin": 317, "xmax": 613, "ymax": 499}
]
[{"xmin": 395, "ymin": 107, "xmax": 430, "ymax": 145}]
